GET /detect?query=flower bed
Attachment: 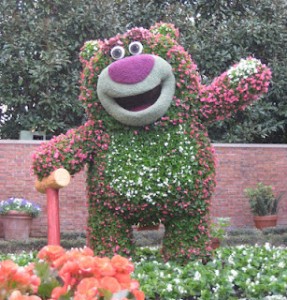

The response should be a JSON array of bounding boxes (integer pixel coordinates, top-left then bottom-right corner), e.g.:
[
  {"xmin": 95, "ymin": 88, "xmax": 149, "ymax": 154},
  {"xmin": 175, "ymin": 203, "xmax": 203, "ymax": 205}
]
[
  {"xmin": 1, "ymin": 244, "xmax": 287, "ymax": 299},
  {"xmin": 133, "ymin": 244, "xmax": 287, "ymax": 299}
]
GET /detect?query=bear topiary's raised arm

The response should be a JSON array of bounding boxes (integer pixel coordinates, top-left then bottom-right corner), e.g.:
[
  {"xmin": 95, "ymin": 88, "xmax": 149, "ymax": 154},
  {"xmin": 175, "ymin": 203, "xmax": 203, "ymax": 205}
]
[
  {"xmin": 32, "ymin": 120, "xmax": 109, "ymax": 181},
  {"xmin": 199, "ymin": 57, "xmax": 272, "ymax": 123}
]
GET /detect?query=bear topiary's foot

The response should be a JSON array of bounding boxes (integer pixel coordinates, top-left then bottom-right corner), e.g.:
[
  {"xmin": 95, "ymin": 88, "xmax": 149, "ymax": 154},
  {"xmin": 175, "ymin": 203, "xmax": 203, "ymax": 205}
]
[{"xmin": 162, "ymin": 217, "xmax": 211, "ymax": 264}]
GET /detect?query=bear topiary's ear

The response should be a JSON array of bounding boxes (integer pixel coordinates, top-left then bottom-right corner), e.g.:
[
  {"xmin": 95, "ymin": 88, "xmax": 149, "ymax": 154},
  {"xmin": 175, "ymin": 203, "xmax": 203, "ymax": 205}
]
[
  {"xmin": 79, "ymin": 40, "xmax": 101, "ymax": 62},
  {"xmin": 150, "ymin": 22, "xmax": 180, "ymax": 40}
]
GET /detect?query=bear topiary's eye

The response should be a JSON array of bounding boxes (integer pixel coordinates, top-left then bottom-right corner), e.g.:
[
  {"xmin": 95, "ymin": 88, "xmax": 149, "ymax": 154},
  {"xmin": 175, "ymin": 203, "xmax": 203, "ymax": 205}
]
[
  {"xmin": 129, "ymin": 42, "xmax": 143, "ymax": 55},
  {"xmin": 110, "ymin": 46, "xmax": 125, "ymax": 60}
]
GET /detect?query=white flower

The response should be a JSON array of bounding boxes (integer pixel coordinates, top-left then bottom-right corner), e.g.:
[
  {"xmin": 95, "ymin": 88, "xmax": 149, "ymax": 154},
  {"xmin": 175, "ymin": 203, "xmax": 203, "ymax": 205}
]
[
  {"xmin": 194, "ymin": 271, "xmax": 201, "ymax": 281},
  {"xmin": 228, "ymin": 255, "xmax": 235, "ymax": 265},
  {"xmin": 264, "ymin": 243, "xmax": 271, "ymax": 250},
  {"xmin": 227, "ymin": 58, "xmax": 261, "ymax": 84},
  {"xmin": 230, "ymin": 269, "xmax": 238, "ymax": 277}
]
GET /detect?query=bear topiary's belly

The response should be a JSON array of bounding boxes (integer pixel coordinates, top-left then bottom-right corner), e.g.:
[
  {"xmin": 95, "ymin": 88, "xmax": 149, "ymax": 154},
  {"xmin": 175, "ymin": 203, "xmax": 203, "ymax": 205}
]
[
  {"xmin": 105, "ymin": 126, "xmax": 198, "ymax": 205},
  {"xmin": 92, "ymin": 124, "xmax": 213, "ymax": 221},
  {"xmin": 87, "ymin": 124, "xmax": 215, "ymax": 225}
]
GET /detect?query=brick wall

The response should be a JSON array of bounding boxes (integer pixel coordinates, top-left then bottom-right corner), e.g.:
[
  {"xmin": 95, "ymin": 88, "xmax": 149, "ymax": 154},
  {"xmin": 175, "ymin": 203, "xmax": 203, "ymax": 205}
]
[{"xmin": 1, "ymin": 140, "xmax": 287, "ymax": 237}]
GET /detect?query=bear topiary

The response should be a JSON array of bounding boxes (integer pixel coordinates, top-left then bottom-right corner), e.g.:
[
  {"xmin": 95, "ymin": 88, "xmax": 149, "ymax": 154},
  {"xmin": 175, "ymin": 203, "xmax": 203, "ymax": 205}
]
[{"xmin": 32, "ymin": 23, "xmax": 271, "ymax": 263}]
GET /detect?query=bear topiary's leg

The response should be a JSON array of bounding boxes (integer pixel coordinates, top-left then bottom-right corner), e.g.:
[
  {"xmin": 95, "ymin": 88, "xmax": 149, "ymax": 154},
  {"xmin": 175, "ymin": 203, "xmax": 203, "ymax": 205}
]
[
  {"xmin": 162, "ymin": 217, "xmax": 210, "ymax": 264},
  {"xmin": 87, "ymin": 204, "xmax": 135, "ymax": 257}
]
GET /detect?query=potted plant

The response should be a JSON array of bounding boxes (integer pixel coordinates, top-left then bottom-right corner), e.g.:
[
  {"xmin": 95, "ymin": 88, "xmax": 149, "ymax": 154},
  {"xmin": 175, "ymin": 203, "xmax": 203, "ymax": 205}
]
[
  {"xmin": 244, "ymin": 182, "xmax": 283, "ymax": 230},
  {"xmin": 0, "ymin": 197, "xmax": 41, "ymax": 240},
  {"xmin": 209, "ymin": 217, "xmax": 230, "ymax": 249}
]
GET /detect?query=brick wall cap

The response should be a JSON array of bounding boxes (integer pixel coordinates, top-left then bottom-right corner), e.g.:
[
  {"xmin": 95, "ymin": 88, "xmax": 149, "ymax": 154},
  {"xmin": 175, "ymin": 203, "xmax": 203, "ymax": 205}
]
[
  {"xmin": 1, "ymin": 140, "xmax": 287, "ymax": 148},
  {"xmin": 213, "ymin": 143, "xmax": 287, "ymax": 149},
  {"xmin": 0, "ymin": 140, "xmax": 43, "ymax": 145}
]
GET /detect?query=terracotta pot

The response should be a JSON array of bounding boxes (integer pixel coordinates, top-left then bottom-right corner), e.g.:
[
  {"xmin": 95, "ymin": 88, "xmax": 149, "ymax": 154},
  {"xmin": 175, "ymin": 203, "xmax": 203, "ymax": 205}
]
[
  {"xmin": 253, "ymin": 215, "xmax": 278, "ymax": 230},
  {"xmin": 1, "ymin": 211, "xmax": 32, "ymax": 240}
]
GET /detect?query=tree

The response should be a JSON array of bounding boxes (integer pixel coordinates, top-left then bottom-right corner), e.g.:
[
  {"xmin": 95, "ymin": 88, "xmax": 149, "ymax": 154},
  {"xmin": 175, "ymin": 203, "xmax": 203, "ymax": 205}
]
[
  {"xmin": 1, "ymin": 0, "xmax": 287, "ymax": 142},
  {"xmin": 186, "ymin": 0, "xmax": 287, "ymax": 143},
  {"xmin": 0, "ymin": 0, "xmax": 114, "ymax": 138}
]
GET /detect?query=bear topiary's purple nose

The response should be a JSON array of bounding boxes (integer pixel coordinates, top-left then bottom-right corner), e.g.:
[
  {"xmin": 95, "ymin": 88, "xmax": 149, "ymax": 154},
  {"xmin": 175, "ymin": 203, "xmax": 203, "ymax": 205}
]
[{"xmin": 108, "ymin": 54, "xmax": 155, "ymax": 84}]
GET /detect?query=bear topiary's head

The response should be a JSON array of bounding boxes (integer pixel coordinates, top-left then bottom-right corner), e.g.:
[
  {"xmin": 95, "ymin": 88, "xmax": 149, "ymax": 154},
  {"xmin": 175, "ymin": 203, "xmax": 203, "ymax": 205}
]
[{"xmin": 79, "ymin": 23, "xmax": 200, "ymax": 129}]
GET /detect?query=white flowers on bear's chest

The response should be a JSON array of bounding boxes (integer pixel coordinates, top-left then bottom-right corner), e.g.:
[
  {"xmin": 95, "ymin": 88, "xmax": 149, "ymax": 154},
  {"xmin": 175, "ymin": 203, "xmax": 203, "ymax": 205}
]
[{"xmin": 105, "ymin": 126, "xmax": 197, "ymax": 205}]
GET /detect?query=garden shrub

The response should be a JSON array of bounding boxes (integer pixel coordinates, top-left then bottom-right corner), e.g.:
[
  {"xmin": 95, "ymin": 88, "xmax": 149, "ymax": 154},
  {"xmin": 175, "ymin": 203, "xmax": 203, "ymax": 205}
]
[
  {"xmin": 61, "ymin": 231, "xmax": 86, "ymax": 239},
  {"xmin": 223, "ymin": 234, "xmax": 264, "ymax": 247},
  {"xmin": 32, "ymin": 23, "xmax": 271, "ymax": 263},
  {"xmin": 227, "ymin": 227, "xmax": 259, "ymax": 236},
  {"xmin": 0, "ymin": 238, "xmax": 47, "ymax": 254},
  {"xmin": 262, "ymin": 226, "xmax": 287, "ymax": 235}
]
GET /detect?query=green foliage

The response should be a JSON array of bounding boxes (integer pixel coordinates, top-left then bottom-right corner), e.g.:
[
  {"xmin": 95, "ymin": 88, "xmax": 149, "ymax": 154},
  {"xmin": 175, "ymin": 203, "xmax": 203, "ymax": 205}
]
[
  {"xmin": 1, "ymin": 0, "xmax": 286, "ymax": 141},
  {"xmin": 0, "ymin": 237, "xmax": 86, "ymax": 254},
  {"xmin": 187, "ymin": 0, "xmax": 287, "ymax": 143},
  {"xmin": 210, "ymin": 217, "xmax": 230, "ymax": 240},
  {"xmin": 4, "ymin": 244, "xmax": 287, "ymax": 299},
  {"xmin": 0, "ymin": 251, "xmax": 37, "ymax": 266},
  {"xmin": 34, "ymin": 261, "xmax": 62, "ymax": 299},
  {"xmin": 133, "ymin": 244, "xmax": 287, "ymax": 299},
  {"xmin": 0, "ymin": 0, "xmax": 86, "ymax": 138},
  {"xmin": 105, "ymin": 126, "xmax": 200, "ymax": 225},
  {"xmin": 244, "ymin": 182, "xmax": 283, "ymax": 216}
]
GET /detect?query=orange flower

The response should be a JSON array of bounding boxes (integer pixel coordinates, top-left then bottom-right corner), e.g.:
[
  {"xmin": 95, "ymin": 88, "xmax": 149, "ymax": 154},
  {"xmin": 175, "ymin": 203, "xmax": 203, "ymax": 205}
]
[
  {"xmin": 8, "ymin": 290, "xmax": 41, "ymax": 300},
  {"xmin": 0, "ymin": 260, "xmax": 40, "ymax": 295},
  {"xmin": 51, "ymin": 285, "xmax": 69, "ymax": 300},
  {"xmin": 0, "ymin": 260, "xmax": 18, "ymax": 279},
  {"xmin": 111, "ymin": 255, "xmax": 134, "ymax": 274},
  {"xmin": 1, "ymin": 246, "xmax": 143, "ymax": 300},
  {"xmin": 51, "ymin": 254, "xmax": 68, "ymax": 270},
  {"xmin": 114, "ymin": 273, "xmax": 131, "ymax": 289},
  {"xmin": 57, "ymin": 258, "xmax": 96, "ymax": 288},
  {"xmin": 53, "ymin": 247, "xmax": 94, "ymax": 270},
  {"xmin": 132, "ymin": 289, "xmax": 145, "ymax": 300},
  {"xmin": 130, "ymin": 279, "xmax": 140, "ymax": 290},
  {"xmin": 99, "ymin": 276, "xmax": 121, "ymax": 294},
  {"xmin": 77, "ymin": 255, "xmax": 96, "ymax": 275},
  {"xmin": 93, "ymin": 257, "xmax": 115, "ymax": 277},
  {"xmin": 37, "ymin": 245, "xmax": 65, "ymax": 263},
  {"xmin": 74, "ymin": 277, "xmax": 99, "ymax": 300},
  {"xmin": 58, "ymin": 261, "xmax": 79, "ymax": 287}
]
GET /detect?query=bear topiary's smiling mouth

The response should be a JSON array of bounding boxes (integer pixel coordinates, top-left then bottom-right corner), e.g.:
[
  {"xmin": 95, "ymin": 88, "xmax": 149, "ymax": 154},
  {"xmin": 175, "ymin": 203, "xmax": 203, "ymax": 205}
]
[{"xmin": 114, "ymin": 85, "xmax": 162, "ymax": 112}]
